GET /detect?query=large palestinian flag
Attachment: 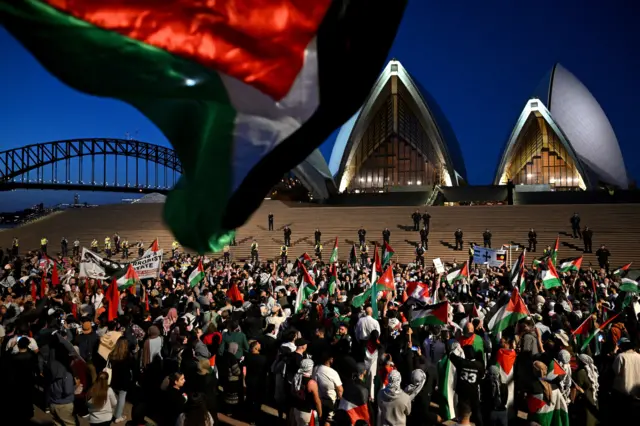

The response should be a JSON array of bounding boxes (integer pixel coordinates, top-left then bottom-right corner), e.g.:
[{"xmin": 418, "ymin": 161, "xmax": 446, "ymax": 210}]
[
  {"xmin": 116, "ymin": 263, "xmax": 139, "ymax": 293},
  {"xmin": 487, "ymin": 289, "xmax": 528, "ymax": 335},
  {"xmin": 410, "ymin": 302, "xmax": 449, "ymax": 327},
  {"xmin": 188, "ymin": 260, "xmax": 205, "ymax": 288},
  {"xmin": 558, "ymin": 256, "xmax": 583, "ymax": 273},
  {"xmin": 337, "ymin": 383, "xmax": 370, "ymax": 425},
  {"xmin": 541, "ymin": 258, "xmax": 562, "ymax": 289},
  {"xmin": 445, "ymin": 262, "xmax": 469, "ymax": 285},
  {"xmin": 496, "ymin": 348, "xmax": 517, "ymax": 418},
  {"xmin": 527, "ymin": 388, "xmax": 569, "ymax": 426},
  {"xmin": 295, "ymin": 263, "xmax": 317, "ymax": 313},
  {"xmin": 437, "ymin": 354, "xmax": 457, "ymax": 420},
  {"xmin": 1, "ymin": 0, "xmax": 406, "ymax": 253},
  {"xmin": 382, "ymin": 241, "xmax": 395, "ymax": 268}
]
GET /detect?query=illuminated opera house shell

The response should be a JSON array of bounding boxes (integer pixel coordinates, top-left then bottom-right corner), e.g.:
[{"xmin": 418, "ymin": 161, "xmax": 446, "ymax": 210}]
[
  {"xmin": 328, "ymin": 59, "xmax": 467, "ymax": 193},
  {"xmin": 494, "ymin": 63, "xmax": 628, "ymax": 190}
]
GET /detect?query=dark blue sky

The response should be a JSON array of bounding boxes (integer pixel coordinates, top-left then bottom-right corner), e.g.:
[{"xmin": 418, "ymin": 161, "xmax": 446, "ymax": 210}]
[{"xmin": 1, "ymin": 0, "xmax": 638, "ymax": 210}]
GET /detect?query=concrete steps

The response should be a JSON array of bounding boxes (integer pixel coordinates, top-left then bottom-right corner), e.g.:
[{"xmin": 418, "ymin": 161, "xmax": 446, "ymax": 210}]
[{"xmin": 2, "ymin": 201, "xmax": 639, "ymax": 268}]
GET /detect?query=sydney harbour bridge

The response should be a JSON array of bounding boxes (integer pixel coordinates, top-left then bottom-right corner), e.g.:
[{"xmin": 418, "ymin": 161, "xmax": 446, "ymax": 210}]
[{"xmin": 0, "ymin": 138, "xmax": 182, "ymax": 194}]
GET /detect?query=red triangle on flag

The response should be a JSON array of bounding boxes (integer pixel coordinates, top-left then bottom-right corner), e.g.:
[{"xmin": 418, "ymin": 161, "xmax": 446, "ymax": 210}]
[
  {"xmin": 506, "ymin": 289, "xmax": 528, "ymax": 315},
  {"xmin": 553, "ymin": 361, "xmax": 566, "ymax": 376},
  {"xmin": 527, "ymin": 395, "xmax": 548, "ymax": 413},
  {"xmin": 471, "ymin": 304, "xmax": 479, "ymax": 318},
  {"xmin": 227, "ymin": 283, "xmax": 244, "ymax": 303},
  {"xmin": 51, "ymin": 260, "xmax": 60, "ymax": 286},
  {"xmin": 496, "ymin": 348, "xmax": 517, "ymax": 375},
  {"xmin": 376, "ymin": 267, "xmax": 395, "ymax": 291}
]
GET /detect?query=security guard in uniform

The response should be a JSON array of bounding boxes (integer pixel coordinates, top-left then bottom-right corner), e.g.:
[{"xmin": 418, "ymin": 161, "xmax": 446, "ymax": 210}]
[
  {"xmin": 468, "ymin": 245, "xmax": 474, "ymax": 265},
  {"xmin": 60, "ymin": 237, "xmax": 68, "ymax": 257},
  {"xmin": 40, "ymin": 236, "xmax": 48, "ymax": 254},
  {"xmin": 360, "ymin": 243, "xmax": 368, "ymax": 266},
  {"xmin": 250, "ymin": 240, "xmax": 259, "ymax": 263},
  {"xmin": 172, "ymin": 240, "xmax": 179, "ymax": 256},
  {"xmin": 382, "ymin": 228, "xmax": 391, "ymax": 244},
  {"xmin": 280, "ymin": 244, "xmax": 288, "ymax": 265},
  {"xmin": 483, "ymin": 229, "xmax": 492, "ymax": 248},
  {"xmin": 528, "ymin": 228, "xmax": 537, "ymax": 252},
  {"xmin": 73, "ymin": 238, "xmax": 80, "ymax": 257},
  {"xmin": 104, "ymin": 237, "xmax": 112, "ymax": 258},
  {"xmin": 12, "ymin": 237, "xmax": 19, "ymax": 256},
  {"xmin": 223, "ymin": 244, "xmax": 230, "ymax": 263},
  {"xmin": 91, "ymin": 239, "xmax": 99, "ymax": 252},
  {"xmin": 137, "ymin": 240, "xmax": 144, "ymax": 257},
  {"xmin": 416, "ymin": 243, "xmax": 425, "ymax": 266},
  {"xmin": 315, "ymin": 242, "xmax": 323, "ymax": 260},
  {"xmin": 419, "ymin": 227, "xmax": 429, "ymax": 249},
  {"xmin": 454, "ymin": 228, "xmax": 463, "ymax": 251},
  {"xmin": 121, "ymin": 239, "xmax": 129, "ymax": 259},
  {"xmin": 314, "ymin": 228, "xmax": 322, "ymax": 245}
]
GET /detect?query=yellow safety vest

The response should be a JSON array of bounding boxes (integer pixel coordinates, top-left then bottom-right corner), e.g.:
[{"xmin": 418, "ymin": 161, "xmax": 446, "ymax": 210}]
[
  {"xmin": 251, "ymin": 243, "xmax": 258, "ymax": 251},
  {"xmin": 122, "ymin": 240, "xmax": 129, "ymax": 248},
  {"xmin": 281, "ymin": 246, "xmax": 288, "ymax": 255},
  {"xmin": 41, "ymin": 238, "xmax": 47, "ymax": 245},
  {"xmin": 315, "ymin": 244, "xmax": 322, "ymax": 252},
  {"xmin": 172, "ymin": 241, "xmax": 179, "ymax": 249},
  {"xmin": 91, "ymin": 240, "xmax": 98, "ymax": 247},
  {"xmin": 13, "ymin": 239, "xmax": 18, "ymax": 247}
]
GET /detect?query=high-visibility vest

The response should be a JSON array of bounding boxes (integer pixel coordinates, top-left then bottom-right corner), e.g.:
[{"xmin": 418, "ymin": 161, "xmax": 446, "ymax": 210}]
[
  {"xmin": 172, "ymin": 241, "xmax": 179, "ymax": 249},
  {"xmin": 41, "ymin": 238, "xmax": 47, "ymax": 245},
  {"xmin": 281, "ymin": 246, "xmax": 288, "ymax": 255},
  {"xmin": 91, "ymin": 240, "xmax": 98, "ymax": 247},
  {"xmin": 122, "ymin": 240, "xmax": 129, "ymax": 248},
  {"xmin": 251, "ymin": 243, "xmax": 258, "ymax": 251},
  {"xmin": 13, "ymin": 239, "xmax": 18, "ymax": 247}
]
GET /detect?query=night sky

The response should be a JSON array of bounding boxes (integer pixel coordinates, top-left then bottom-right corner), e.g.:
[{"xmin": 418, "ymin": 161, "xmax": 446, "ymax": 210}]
[{"xmin": 0, "ymin": 1, "xmax": 638, "ymax": 210}]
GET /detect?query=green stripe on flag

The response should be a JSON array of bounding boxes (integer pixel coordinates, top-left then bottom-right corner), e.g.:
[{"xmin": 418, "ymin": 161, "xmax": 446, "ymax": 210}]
[{"xmin": 0, "ymin": 0, "xmax": 236, "ymax": 253}]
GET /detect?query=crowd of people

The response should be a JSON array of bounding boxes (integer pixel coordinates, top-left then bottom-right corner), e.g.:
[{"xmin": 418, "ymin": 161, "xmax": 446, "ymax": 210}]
[{"xmin": 0, "ymin": 221, "xmax": 639, "ymax": 426}]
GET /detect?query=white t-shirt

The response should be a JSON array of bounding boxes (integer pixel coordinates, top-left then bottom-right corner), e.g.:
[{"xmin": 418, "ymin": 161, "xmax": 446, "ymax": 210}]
[
  {"xmin": 314, "ymin": 365, "xmax": 342, "ymax": 402},
  {"xmin": 355, "ymin": 315, "xmax": 380, "ymax": 341}
]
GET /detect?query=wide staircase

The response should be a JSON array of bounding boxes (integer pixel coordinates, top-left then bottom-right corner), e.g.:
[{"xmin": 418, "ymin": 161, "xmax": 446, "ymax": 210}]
[{"xmin": 2, "ymin": 201, "xmax": 640, "ymax": 267}]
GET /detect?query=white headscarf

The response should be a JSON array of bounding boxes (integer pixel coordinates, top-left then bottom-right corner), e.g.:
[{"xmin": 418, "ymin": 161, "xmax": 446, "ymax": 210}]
[
  {"xmin": 403, "ymin": 369, "xmax": 426, "ymax": 401},
  {"xmin": 383, "ymin": 370, "xmax": 402, "ymax": 396},
  {"xmin": 557, "ymin": 350, "xmax": 572, "ymax": 403},
  {"xmin": 578, "ymin": 354, "xmax": 599, "ymax": 404}
]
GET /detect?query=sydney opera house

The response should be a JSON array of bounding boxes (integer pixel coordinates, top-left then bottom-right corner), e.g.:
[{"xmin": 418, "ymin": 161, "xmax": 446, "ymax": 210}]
[{"xmin": 289, "ymin": 60, "xmax": 627, "ymax": 202}]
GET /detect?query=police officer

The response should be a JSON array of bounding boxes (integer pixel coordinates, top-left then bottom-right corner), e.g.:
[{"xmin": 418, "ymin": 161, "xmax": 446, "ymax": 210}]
[
  {"xmin": 113, "ymin": 232, "xmax": 121, "ymax": 253},
  {"xmin": 360, "ymin": 243, "xmax": 368, "ymax": 266},
  {"xmin": 60, "ymin": 237, "xmax": 68, "ymax": 257},
  {"xmin": 528, "ymin": 228, "xmax": 537, "ymax": 252},
  {"xmin": 283, "ymin": 226, "xmax": 292, "ymax": 247},
  {"xmin": 314, "ymin": 228, "xmax": 322, "ymax": 245},
  {"xmin": 218, "ymin": 244, "xmax": 228, "ymax": 263},
  {"xmin": 570, "ymin": 212, "xmax": 581, "ymax": 239},
  {"xmin": 121, "ymin": 238, "xmax": 129, "ymax": 259},
  {"xmin": 419, "ymin": 227, "xmax": 429, "ymax": 249},
  {"xmin": 583, "ymin": 226, "xmax": 593, "ymax": 253},
  {"xmin": 357, "ymin": 226, "xmax": 366, "ymax": 246},
  {"xmin": 411, "ymin": 210, "xmax": 421, "ymax": 231},
  {"xmin": 137, "ymin": 240, "xmax": 144, "ymax": 257},
  {"xmin": 315, "ymin": 242, "xmax": 323, "ymax": 260},
  {"xmin": 73, "ymin": 238, "xmax": 80, "ymax": 257},
  {"xmin": 91, "ymin": 238, "xmax": 99, "ymax": 253},
  {"xmin": 416, "ymin": 243, "xmax": 425, "ymax": 266},
  {"xmin": 250, "ymin": 240, "xmax": 259, "ymax": 263},
  {"xmin": 382, "ymin": 228, "xmax": 391, "ymax": 244},
  {"xmin": 468, "ymin": 245, "xmax": 474, "ymax": 265},
  {"xmin": 454, "ymin": 228, "xmax": 463, "ymax": 251},
  {"xmin": 268, "ymin": 212, "xmax": 274, "ymax": 231},
  {"xmin": 280, "ymin": 244, "xmax": 288, "ymax": 265},
  {"xmin": 40, "ymin": 236, "xmax": 48, "ymax": 254},
  {"xmin": 482, "ymin": 229, "xmax": 492, "ymax": 248},
  {"xmin": 104, "ymin": 236, "xmax": 111, "ymax": 258},
  {"xmin": 12, "ymin": 237, "xmax": 18, "ymax": 256},
  {"xmin": 172, "ymin": 240, "xmax": 179, "ymax": 256},
  {"xmin": 422, "ymin": 211, "xmax": 431, "ymax": 229}
]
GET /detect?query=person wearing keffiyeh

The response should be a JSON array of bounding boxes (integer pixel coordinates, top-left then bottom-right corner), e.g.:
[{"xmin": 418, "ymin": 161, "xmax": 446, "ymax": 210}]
[
  {"xmin": 573, "ymin": 354, "xmax": 599, "ymax": 426},
  {"xmin": 291, "ymin": 358, "xmax": 322, "ymax": 426},
  {"xmin": 377, "ymin": 369, "xmax": 411, "ymax": 426}
]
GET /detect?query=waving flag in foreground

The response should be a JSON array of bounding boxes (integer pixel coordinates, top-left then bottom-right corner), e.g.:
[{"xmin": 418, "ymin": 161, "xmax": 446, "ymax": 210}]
[
  {"xmin": 382, "ymin": 241, "xmax": 395, "ymax": 267},
  {"xmin": 329, "ymin": 237, "xmax": 339, "ymax": 264},
  {"xmin": 558, "ymin": 256, "xmax": 583, "ymax": 273},
  {"xmin": 117, "ymin": 264, "xmax": 139, "ymax": 295},
  {"xmin": 612, "ymin": 262, "xmax": 632, "ymax": 276},
  {"xmin": 1, "ymin": 0, "xmax": 406, "ymax": 253},
  {"xmin": 541, "ymin": 258, "xmax": 562, "ymax": 289},
  {"xmin": 410, "ymin": 302, "xmax": 449, "ymax": 327},
  {"xmin": 295, "ymin": 264, "xmax": 317, "ymax": 313},
  {"xmin": 188, "ymin": 260, "xmax": 205, "ymax": 288},
  {"xmin": 510, "ymin": 249, "xmax": 526, "ymax": 293},
  {"xmin": 527, "ymin": 388, "xmax": 569, "ymax": 426},
  {"xmin": 488, "ymin": 289, "xmax": 528, "ymax": 335}
]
